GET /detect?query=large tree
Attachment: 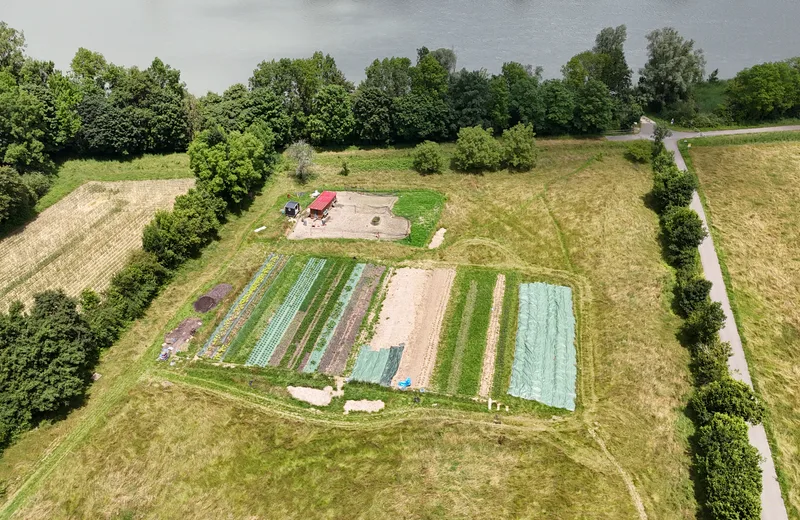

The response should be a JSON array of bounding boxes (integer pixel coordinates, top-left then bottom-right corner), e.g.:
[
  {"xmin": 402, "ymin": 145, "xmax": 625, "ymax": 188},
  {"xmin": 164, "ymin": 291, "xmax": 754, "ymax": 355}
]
[
  {"xmin": 638, "ymin": 27, "xmax": 705, "ymax": 110},
  {"xmin": 726, "ymin": 61, "xmax": 800, "ymax": 121},
  {"xmin": 593, "ymin": 25, "xmax": 632, "ymax": 94},
  {"xmin": 572, "ymin": 79, "xmax": 615, "ymax": 134},
  {"xmin": 0, "ymin": 166, "xmax": 35, "ymax": 227},
  {"xmin": 0, "ymin": 22, "xmax": 26, "ymax": 77},
  {"xmin": 447, "ymin": 69, "xmax": 492, "ymax": 132},
  {"xmin": 0, "ymin": 72, "xmax": 51, "ymax": 171},
  {"xmin": 363, "ymin": 57, "xmax": 412, "ymax": 97},
  {"xmin": 352, "ymin": 86, "xmax": 393, "ymax": 143},
  {"xmin": 410, "ymin": 53, "xmax": 449, "ymax": 98},
  {"xmin": 306, "ymin": 84, "xmax": 355, "ymax": 145},
  {"xmin": 393, "ymin": 92, "xmax": 450, "ymax": 142}
]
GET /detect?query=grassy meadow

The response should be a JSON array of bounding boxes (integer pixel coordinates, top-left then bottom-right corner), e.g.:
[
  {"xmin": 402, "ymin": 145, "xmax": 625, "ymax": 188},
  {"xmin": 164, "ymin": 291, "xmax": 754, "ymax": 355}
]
[
  {"xmin": 1, "ymin": 140, "xmax": 695, "ymax": 519},
  {"xmin": 687, "ymin": 139, "xmax": 800, "ymax": 516}
]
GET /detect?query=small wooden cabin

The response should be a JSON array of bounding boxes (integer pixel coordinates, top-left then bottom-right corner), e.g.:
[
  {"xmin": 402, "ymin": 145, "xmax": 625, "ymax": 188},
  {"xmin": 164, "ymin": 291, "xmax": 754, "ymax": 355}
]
[
  {"xmin": 309, "ymin": 191, "xmax": 337, "ymax": 219},
  {"xmin": 284, "ymin": 201, "xmax": 301, "ymax": 217}
]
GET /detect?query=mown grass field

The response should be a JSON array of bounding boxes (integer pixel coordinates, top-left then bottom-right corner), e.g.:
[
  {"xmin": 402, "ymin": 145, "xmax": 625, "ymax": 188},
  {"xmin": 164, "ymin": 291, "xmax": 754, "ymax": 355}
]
[
  {"xmin": 687, "ymin": 139, "xmax": 800, "ymax": 516},
  {"xmin": 1, "ymin": 141, "xmax": 694, "ymax": 519}
]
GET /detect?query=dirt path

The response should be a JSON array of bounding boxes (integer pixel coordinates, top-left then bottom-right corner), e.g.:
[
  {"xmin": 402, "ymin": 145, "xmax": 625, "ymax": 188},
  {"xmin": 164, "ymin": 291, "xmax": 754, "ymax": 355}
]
[
  {"xmin": 428, "ymin": 228, "xmax": 447, "ymax": 249},
  {"xmin": 319, "ymin": 265, "xmax": 385, "ymax": 375},
  {"xmin": 447, "ymin": 281, "xmax": 478, "ymax": 395},
  {"xmin": 609, "ymin": 120, "xmax": 793, "ymax": 520},
  {"xmin": 479, "ymin": 274, "xmax": 506, "ymax": 398},
  {"xmin": 368, "ymin": 268, "xmax": 429, "ymax": 350},
  {"xmin": 393, "ymin": 268, "xmax": 455, "ymax": 388}
]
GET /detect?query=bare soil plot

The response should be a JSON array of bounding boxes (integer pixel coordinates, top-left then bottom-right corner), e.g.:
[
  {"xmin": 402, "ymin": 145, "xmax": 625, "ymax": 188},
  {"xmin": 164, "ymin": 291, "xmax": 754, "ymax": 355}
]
[
  {"xmin": 0, "ymin": 179, "xmax": 194, "ymax": 309},
  {"xmin": 368, "ymin": 267, "xmax": 429, "ymax": 350},
  {"xmin": 479, "ymin": 274, "xmax": 506, "ymax": 398},
  {"xmin": 287, "ymin": 192, "xmax": 410, "ymax": 241},
  {"xmin": 392, "ymin": 268, "xmax": 455, "ymax": 388},
  {"xmin": 428, "ymin": 228, "xmax": 447, "ymax": 249},
  {"xmin": 163, "ymin": 318, "xmax": 203, "ymax": 354}
]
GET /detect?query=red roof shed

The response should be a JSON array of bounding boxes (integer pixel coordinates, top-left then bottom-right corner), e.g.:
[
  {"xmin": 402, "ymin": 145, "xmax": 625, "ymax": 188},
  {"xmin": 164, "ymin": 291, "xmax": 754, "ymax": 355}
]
[{"xmin": 309, "ymin": 191, "xmax": 337, "ymax": 218}]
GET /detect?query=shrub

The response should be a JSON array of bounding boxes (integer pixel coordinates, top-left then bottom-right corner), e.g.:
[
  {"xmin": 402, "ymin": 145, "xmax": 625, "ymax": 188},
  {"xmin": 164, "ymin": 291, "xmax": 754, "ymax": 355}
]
[
  {"xmin": 691, "ymin": 340, "xmax": 732, "ymax": 385},
  {"xmin": 624, "ymin": 140, "xmax": 651, "ymax": 163},
  {"xmin": 452, "ymin": 126, "xmax": 502, "ymax": 172},
  {"xmin": 662, "ymin": 206, "xmax": 707, "ymax": 262},
  {"xmin": 696, "ymin": 414, "xmax": 762, "ymax": 520},
  {"xmin": 104, "ymin": 250, "xmax": 170, "ymax": 322},
  {"xmin": 286, "ymin": 140, "xmax": 315, "ymax": 182},
  {"xmin": 412, "ymin": 141, "xmax": 444, "ymax": 174},
  {"xmin": 651, "ymin": 149, "xmax": 676, "ymax": 174},
  {"xmin": 0, "ymin": 166, "xmax": 35, "ymax": 227},
  {"xmin": 339, "ymin": 160, "xmax": 350, "ymax": 176},
  {"xmin": 685, "ymin": 300, "xmax": 726, "ymax": 344},
  {"xmin": 652, "ymin": 165, "xmax": 697, "ymax": 210},
  {"xmin": 676, "ymin": 274, "xmax": 712, "ymax": 316},
  {"xmin": 691, "ymin": 378, "xmax": 765, "ymax": 425},
  {"xmin": 21, "ymin": 172, "xmax": 52, "ymax": 200},
  {"xmin": 502, "ymin": 123, "xmax": 538, "ymax": 171}
]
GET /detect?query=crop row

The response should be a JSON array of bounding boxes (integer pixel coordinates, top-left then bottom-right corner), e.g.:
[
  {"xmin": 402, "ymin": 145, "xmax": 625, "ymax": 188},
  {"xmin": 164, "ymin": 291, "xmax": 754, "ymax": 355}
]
[
  {"xmin": 246, "ymin": 258, "xmax": 327, "ymax": 366},
  {"xmin": 302, "ymin": 263, "xmax": 366, "ymax": 373},
  {"xmin": 198, "ymin": 253, "xmax": 278, "ymax": 357}
]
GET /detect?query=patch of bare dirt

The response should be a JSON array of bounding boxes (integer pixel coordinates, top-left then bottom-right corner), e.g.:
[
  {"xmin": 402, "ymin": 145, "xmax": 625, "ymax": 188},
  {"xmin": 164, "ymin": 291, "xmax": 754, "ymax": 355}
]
[
  {"xmin": 287, "ymin": 386, "xmax": 334, "ymax": 406},
  {"xmin": 193, "ymin": 283, "xmax": 233, "ymax": 312},
  {"xmin": 287, "ymin": 192, "xmax": 410, "ymax": 241},
  {"xmin": 393, "ymin": 268, "xmax": 455, "ymax": 389},
  {"xmin": 369, "ymin": 268, "xmax": 429, "ymax": 351},
  {"xmin": 163, "ymin": 318, "xmax": 203, "ymax": 354},
  {"xmin": 428, "ymin": 228, "xmax": 447, "ymax": 249},
  {"xmin": 319, "ymin": 265, "xmax": 386, "ymax": 375},
  {"xmin": 479, "ymin": 274, "xmax": 506, "ymax": 398},
  {"xmin": 344, "ymin": 400, "xmax": 385, "ymax": 414}
]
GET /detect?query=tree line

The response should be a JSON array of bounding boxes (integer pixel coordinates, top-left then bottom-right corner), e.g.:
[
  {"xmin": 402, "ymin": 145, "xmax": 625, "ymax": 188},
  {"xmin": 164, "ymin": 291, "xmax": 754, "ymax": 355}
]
[{"xmin": 640, "ymin": 130, "xmax": 765, "ymax": 520}]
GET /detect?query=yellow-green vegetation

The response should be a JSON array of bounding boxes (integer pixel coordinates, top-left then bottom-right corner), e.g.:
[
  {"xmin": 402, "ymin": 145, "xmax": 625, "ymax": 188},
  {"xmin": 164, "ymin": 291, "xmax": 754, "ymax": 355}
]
[
  {"xmin": 38, "ymin": 154, "xmax": 192, "ymax": 211},
  {"xmin": 1, "ymin": 140, "xmax": 695, "ymax": 519},
  {"xmin": 687, "ymin": 140, "xmax": 800, "ymax": 516}
]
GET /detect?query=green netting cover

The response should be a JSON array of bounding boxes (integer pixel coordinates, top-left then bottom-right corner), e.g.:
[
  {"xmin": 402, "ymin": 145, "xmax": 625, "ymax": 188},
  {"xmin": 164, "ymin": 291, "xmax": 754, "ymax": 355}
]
[
  {"xmin": 507, "ymin": 282, "xmax": 577, "ymax": 411},
  {"xmin": 350, "ymin": 345, "xmax": 391, "ymax": 384},
  {"xmin": 379, "ymin": 345, "xmax": 404, "ymax": 386}
]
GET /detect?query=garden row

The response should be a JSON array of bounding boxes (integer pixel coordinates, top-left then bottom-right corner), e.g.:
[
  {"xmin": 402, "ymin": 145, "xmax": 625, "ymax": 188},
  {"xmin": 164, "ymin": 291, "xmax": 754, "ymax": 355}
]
[
  {"xmin": 198, "ymin": 255, "xmax": 578, "ymax": 411},
  {"xmin": 647, "ymin": 131, "xmax": 765, "ymax": 520}
]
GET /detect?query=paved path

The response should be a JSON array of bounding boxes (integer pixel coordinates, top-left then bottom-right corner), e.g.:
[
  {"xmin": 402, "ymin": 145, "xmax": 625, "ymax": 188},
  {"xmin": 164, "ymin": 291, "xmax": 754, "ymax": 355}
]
[{"xmin": 609, "ymin": 120, "xmax": 798, "ymax": 520}]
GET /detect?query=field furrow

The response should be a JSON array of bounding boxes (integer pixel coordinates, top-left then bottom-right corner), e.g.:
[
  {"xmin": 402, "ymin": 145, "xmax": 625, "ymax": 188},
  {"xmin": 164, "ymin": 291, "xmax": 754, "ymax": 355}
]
[
  {"xmin": 479, "ymin": 274, "xmax": 506, "ymax": 398},
  {"xmin": 447, "ymin": 281, "xmax": 479, "ymax": 394}
]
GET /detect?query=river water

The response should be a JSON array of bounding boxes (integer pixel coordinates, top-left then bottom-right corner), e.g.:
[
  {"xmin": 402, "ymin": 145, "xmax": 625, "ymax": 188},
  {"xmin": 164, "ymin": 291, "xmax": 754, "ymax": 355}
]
[{"xmin": 4, "ymin": 0, "xmax": 800, "ymax": 94}]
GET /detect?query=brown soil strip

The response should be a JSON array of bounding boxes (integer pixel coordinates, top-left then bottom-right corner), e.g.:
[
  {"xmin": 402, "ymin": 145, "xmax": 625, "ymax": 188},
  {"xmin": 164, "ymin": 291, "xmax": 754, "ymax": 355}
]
[
  {"xmin": 478, "ymin": 274, "xmax": 506, "ymax": 398},
  {"xmin": 447, "ymin": 280, "xmax": 478, "ymax": 395},
  {"xmin": 319, "ymin": 265, "xmax": 386, "ymax": 376},
  {"xmin": 344, "ymin": 400, "xmax": 385, "ymax": 414},
  {"xmin": 163, "ymin": 318, "xmax": 203, "ymax": 353},
  {"xmin": 393, "ymin": 268, "xmax": 455, "ymax": 388},
  {"xmin": 268, "ymin": 310, "xmax": 306, "ymax": 366},
  {"xmin": 369, "ymin": 268, "xmax": 429, "ymax": 350},
  {"xmin": 285, "ymin": 268, "xmax": 345, "ymax": 369}
]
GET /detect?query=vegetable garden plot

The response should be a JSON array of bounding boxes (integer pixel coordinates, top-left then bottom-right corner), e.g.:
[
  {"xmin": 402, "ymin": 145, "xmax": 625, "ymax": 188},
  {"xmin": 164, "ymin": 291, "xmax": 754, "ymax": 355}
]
[
  {"xmin": 318, "ymin": 264, "xmax": 386, "ymax": 376},
  {"xmin": 302, "ymin": 264, "xmax": 366, "ymax": 373},
  {"xmin": 508, "ymin": 282, "xmax": 577, "ymax": 411},
  {"xmin": 198, "ymin": 254, "xmax": 284, "ymax": 358},
  {"xmin": 246, "ymin": 258, "xmax": 327, "ymax": 366}
]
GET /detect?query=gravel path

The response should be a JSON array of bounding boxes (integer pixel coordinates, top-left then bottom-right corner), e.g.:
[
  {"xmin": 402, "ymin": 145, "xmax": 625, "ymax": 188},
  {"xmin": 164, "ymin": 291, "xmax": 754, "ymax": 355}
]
[{"xmin": 609, "ymin": 120, "xmax": 796, "ymax": 520}]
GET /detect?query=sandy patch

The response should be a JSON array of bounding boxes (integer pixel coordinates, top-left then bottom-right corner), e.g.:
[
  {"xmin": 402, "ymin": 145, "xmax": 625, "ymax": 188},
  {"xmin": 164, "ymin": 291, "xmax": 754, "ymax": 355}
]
[
  {"xmin": 344, "ymin": 400, "xmax": 385, "ymax": 414},
  {"xmin": 479, "ymin": 274, "xmax": 506, "ymax": 398},
  {"xmin": 368, "ymin": 268, "xmax": 429, "ymax": 351},
  {"xmin": 287, "ymin": 192, "xmax": 410, "ymax": 241},
  {"xmin": 286, "ymin": 385, "xmax": 343, "ymax": 407},
  {"xmin": 428, "ymin": 228, "xmax": 447, "ymax": 249},
  {"xmin": 393, "ymin": 268, "xmax": 455, "ymax": 388}
]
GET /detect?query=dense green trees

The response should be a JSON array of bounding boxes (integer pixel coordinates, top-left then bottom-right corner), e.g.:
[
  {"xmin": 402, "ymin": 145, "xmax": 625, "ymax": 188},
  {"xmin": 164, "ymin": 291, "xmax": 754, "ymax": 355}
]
[
  {"xmin": 0, "ymin": 165, "xmax": 35, "ymax": 227},
  {"xmin": 352, "ymin": 86, "xmax": 393, "ymax": 143},
  {"xmin": 307, "ymin": 85, "xmax": 355, "ymax": 144},
  {"xmin": 726, "ymin": 61, "xmax": 800, "ymax": 121},
  {"xmin": 0, "ymin": 291, "xmax": 98, "ymax": 447}
]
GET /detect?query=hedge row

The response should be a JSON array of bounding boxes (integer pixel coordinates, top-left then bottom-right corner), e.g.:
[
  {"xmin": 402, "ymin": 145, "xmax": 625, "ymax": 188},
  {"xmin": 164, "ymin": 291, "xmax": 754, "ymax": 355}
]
[
  {"xmin": 649, "ymin": 131, "xmax": 764, "ymax": 520},
  {"xmin": 0, "ymin": 128, "xmax": 277, "ymax": 451}
]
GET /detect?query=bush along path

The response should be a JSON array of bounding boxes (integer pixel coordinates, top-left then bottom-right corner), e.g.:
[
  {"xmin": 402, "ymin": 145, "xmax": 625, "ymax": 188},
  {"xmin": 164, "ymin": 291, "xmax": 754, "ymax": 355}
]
[{"xmin": 611, "ymin": 121, "xmax": 793, "ymax": 520}]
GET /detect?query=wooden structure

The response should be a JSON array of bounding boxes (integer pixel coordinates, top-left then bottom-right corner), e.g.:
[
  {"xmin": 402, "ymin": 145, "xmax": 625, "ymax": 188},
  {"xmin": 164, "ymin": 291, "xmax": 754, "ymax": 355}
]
[
  {"xmin": 284, "ymin": 201, "xmax": 301, "ymax": 217},
  {"xmin": 309, "ymin": 191, "xmax": 337, "ymax": 219}
]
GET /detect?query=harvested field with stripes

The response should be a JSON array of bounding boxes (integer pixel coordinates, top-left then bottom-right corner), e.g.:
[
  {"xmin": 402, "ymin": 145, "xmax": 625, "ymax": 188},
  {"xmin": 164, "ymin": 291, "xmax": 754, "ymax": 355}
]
[{"xmin": 0, "ymin": 179, "xmax": 193, "ymax": 310}]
